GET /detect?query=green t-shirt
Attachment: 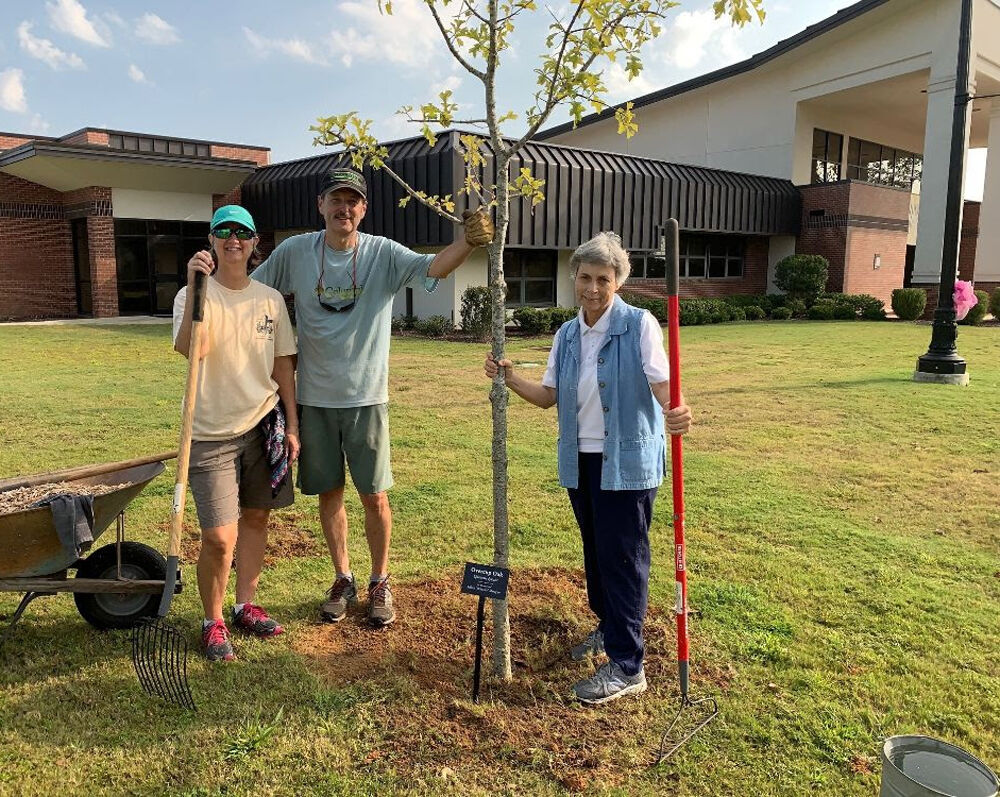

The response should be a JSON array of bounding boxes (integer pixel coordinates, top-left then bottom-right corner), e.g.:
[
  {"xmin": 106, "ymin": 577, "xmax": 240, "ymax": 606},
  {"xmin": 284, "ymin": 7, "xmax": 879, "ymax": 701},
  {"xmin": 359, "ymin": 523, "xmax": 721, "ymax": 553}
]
[{"xmin": 252, "ymin": 231, "xmax": 435, "ymax": 408}]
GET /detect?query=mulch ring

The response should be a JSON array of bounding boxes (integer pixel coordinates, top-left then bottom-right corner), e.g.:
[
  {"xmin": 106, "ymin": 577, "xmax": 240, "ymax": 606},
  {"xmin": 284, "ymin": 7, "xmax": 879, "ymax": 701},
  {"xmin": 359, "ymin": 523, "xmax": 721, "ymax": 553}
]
[
  {"xmin": 173, "ymin": 508, "xmax": 323, "ymax": 565},
  {"xmin": 293, "ymin": 567, "xmax": 733, "ymax": 791}
]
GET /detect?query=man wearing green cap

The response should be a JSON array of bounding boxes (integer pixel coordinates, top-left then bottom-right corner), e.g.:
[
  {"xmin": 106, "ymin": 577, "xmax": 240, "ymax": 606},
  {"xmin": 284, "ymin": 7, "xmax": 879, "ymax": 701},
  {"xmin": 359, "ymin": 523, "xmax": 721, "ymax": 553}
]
[{"xmin": 252, "ymin": 166, "xmax": 494, "ymax": 627}]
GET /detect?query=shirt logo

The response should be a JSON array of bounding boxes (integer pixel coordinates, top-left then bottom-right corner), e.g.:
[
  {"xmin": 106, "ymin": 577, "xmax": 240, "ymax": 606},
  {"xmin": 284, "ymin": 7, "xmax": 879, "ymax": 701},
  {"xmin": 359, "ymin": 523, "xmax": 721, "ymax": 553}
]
[{"xmin": 256, "ymin": 314, "xmax": 275, "ymax": 339}]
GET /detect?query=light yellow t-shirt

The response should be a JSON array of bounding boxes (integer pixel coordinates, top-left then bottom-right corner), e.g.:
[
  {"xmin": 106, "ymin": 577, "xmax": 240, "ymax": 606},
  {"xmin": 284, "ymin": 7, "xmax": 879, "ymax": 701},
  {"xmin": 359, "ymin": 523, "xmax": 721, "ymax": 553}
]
[{"xmin": 172, "ymin": 278, "xmax": 296, "ymax": 441}]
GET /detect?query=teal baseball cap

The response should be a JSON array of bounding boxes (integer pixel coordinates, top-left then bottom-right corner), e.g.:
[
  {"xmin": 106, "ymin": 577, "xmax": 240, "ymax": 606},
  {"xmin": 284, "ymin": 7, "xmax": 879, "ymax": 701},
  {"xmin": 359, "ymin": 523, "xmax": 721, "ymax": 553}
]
[{"xmin": 210, "ymin": 205, "xmax": 256, "ymax": 233}]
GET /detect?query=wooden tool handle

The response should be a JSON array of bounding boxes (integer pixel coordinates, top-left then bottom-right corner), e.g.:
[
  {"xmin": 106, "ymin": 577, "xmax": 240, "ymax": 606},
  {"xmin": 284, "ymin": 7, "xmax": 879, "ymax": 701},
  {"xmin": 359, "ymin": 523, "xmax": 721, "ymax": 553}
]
[
  {"xmin": 0, "ymin": 451, "xmax": 178, "ymax": 492},
  {"xmin": 168, "ymin": 271, "xmax": 208, "ymax": 559}
]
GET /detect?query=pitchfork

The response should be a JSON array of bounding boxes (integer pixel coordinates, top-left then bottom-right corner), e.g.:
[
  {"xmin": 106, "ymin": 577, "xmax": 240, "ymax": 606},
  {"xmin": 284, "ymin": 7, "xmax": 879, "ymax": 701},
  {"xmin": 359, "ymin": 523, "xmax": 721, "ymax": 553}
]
[
  {"xmin": 655, "ymin": 218, "xmax": 718, "ymax": 763},
  {"xmin": 131, "ymin": 270, "xmax": 206, "ymax": 711}
]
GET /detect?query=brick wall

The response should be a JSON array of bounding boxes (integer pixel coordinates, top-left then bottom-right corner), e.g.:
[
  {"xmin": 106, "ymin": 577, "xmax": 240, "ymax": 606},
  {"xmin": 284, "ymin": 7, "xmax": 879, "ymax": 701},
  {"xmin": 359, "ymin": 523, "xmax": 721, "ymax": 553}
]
[
  {"xmin": 60, "ymin": 129, "xmax": 110, "ymax": 146},
  {"xmin": 0, "ymin": 134, "xmax": 37, "ymax": 150},
  {"xmin": 959, "ymin": 201, "xmax": 979, "ymax": 282},
  {"xmin": 87, "ymin": 215, "xmax": 118, "ymax": 317},
  {"xmin": 212, "ymin": 189, "xmax": 242, "ymax": 210},
  {"xmin": 622, "ymin": 236, "xmax": 769, "ymax": 300},
  {"xmin": 210, "ymin": 145, "xmax": 270, "ymax": 166},
  {"xmin": 797, "ymin": 182, "xmax": 851, "ymax": 291}
]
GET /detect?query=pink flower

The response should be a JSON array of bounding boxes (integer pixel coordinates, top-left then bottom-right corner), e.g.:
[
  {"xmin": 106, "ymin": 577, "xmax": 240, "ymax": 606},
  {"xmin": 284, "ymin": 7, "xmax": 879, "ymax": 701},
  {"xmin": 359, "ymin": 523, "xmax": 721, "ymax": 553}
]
[{"xmin": 954, "ymin": 280, "xmax": 978, "ymax": 321}]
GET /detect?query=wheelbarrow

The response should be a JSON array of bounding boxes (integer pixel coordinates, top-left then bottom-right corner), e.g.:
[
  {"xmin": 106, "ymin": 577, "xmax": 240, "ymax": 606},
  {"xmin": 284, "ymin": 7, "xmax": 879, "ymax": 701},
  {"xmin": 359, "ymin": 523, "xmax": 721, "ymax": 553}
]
[{"xmin": 0, "ymin": 451, "xmax": 178, "ymax": 644}]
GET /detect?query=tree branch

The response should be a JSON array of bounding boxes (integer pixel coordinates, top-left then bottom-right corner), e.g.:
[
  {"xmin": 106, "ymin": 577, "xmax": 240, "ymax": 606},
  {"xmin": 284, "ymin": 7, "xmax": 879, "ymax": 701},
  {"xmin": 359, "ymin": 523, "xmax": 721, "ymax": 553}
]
[{"xmin": 425, "ymin": 0, "xmax": 486, "ymax": 80}]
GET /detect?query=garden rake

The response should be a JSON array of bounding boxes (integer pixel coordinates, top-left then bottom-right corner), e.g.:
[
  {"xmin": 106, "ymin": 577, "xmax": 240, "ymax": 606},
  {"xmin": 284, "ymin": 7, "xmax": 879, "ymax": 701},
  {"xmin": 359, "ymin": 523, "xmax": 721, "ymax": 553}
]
[
  {"xmin": 656, "ymin": 218, "xmax": 718, "ymax": 763},
  {"xmin": 131, "ymin": 270, "xmax": 207, "ymax": 711}
]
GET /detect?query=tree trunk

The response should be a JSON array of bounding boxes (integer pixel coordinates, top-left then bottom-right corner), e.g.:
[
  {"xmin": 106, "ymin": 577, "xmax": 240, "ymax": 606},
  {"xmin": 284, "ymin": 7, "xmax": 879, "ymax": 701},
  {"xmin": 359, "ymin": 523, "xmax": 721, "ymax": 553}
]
[{"xmin": 489, "ymin": 161, "xmax": 512, "ymax": 681}]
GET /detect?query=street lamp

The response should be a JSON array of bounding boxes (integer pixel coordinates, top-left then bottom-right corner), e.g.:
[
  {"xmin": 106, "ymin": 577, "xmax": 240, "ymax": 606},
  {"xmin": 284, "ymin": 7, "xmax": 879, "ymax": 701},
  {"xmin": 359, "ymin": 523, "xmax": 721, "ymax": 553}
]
[{"xmin": 914, "ymin": 0, "xmax": 973, "ymax": 386}]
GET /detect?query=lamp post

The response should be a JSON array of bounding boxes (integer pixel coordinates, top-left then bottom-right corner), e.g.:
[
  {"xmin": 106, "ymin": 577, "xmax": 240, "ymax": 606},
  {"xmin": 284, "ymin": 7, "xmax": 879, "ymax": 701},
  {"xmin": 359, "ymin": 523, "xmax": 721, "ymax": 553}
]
[{"xmin": 914, "ymin": 0, "xmax": 973, "ymax": 385}]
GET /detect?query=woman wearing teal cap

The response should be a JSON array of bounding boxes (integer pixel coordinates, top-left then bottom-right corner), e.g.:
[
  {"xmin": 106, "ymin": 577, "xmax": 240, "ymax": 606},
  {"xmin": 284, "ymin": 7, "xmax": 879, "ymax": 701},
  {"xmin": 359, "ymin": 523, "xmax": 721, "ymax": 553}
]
[{"xmin": 174, "ymin": 205, "xmax": 300, "ymax": 662}]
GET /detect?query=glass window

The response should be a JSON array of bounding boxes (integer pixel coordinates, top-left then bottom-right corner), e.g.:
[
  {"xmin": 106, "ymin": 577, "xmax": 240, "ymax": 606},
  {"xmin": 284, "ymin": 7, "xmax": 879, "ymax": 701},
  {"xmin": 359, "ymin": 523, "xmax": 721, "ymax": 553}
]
[
  {"xmin": 811, "ymin": 129, "xmax": 843, "ymax": 184},
  {"xmin": 645, "ymin": 255, "xmax": 665, "ymax": 279},
  {"xmin": 679, "ymin": 234, "xmax": 744, "ymax": 279},
  {"xmin": 846, "ymin": 137, "xmax": 921, "ymax": 188},
  {"xmin": 504, "ymin": 249, "xmax": 556, "ymax": 307}
]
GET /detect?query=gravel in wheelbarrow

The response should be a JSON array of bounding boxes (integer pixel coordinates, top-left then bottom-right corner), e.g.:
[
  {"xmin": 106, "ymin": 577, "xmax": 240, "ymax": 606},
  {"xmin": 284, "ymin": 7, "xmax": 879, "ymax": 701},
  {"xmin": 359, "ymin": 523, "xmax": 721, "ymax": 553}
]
[{"xmin": 0, "ymin": 482, "xmax": 128, "ymax": 515}]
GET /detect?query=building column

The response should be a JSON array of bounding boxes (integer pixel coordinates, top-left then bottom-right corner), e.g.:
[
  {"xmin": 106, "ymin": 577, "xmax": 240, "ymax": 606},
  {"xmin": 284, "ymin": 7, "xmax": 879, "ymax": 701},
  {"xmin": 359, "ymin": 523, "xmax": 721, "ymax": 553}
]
[
  {"xmin": 912, "ymin": 73, "xmax": 975, "ymax": 285},
  {"xmin": 973, "ymin": 101, "xmax": 1000, "ymax": 286}
]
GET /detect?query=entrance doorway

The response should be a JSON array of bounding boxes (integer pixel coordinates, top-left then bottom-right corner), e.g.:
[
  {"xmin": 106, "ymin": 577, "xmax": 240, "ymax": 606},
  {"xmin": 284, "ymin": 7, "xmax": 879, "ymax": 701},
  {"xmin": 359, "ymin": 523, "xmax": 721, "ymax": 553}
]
[{"xmin": 115, "ymin": 219, "xmax": 211, "ymax": 314}]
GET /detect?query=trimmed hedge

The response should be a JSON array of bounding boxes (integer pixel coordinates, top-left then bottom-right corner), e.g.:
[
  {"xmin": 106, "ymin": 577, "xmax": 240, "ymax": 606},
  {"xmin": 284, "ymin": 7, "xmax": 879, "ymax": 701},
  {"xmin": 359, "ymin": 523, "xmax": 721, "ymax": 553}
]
[
  {"xmin": 774, "ymin": 254, "xmax": 830, "ymax": 304},
  {"xmin": 459, "ymin": 286, "xmax": 492, "ymax": 341},
  {"xmin": 960, "ymin": 289, "xmax": 990, "ymax": 326},
  {"xmin": 413, "ymin": 315, "xmax": 453, "ymax": 337},
  {"xmin": 770, "ymin": 306, "xmax": 792, "ymax": 320},
  {"xmin": 991, "ymin": 288, "xmax": 1000, "ymax": 319},
  {"xmin": 892, "ymin": 288, "xmax": 927, "ymax": 321}
]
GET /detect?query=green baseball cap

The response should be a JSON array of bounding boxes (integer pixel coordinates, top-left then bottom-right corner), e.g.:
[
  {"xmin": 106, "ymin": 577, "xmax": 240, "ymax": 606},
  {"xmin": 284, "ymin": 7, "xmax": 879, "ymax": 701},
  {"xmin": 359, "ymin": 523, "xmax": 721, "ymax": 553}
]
[
  {"xmin": 210, "ymin": 205, "xmax": 256, "ymax": 233},
  {"xmin": 320, "ymin": 167, "xmax": 367, "ymax": 200}
]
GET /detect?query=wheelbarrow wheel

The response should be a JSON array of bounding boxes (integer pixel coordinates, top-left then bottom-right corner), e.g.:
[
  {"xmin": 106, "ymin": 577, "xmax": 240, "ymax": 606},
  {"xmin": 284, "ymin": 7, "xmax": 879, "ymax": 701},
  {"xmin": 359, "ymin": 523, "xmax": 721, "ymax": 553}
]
[{"xmin": 74, "ymin": 542, "xmax": 167, "ymax": 630}]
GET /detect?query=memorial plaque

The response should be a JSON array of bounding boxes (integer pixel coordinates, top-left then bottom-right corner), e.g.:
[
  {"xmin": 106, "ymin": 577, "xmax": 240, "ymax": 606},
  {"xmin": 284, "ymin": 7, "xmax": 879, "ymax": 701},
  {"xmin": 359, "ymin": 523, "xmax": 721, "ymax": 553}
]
[{"xmin": 461, "ymin": 562, "xmax": 510, "ymax": 600}]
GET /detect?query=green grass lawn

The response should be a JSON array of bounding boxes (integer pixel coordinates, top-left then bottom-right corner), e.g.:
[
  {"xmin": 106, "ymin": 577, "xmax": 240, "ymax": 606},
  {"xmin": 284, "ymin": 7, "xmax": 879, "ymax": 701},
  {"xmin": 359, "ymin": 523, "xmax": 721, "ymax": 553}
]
[{"xmin": 0, "ymin": 320, "xmax": 997, "ymax": 796}]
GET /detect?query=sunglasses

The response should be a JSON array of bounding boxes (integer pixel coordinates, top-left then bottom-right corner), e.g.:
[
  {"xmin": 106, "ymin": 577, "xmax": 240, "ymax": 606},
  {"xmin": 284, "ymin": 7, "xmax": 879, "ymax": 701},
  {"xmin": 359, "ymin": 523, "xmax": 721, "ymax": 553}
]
[
  {"xmin": 212, "ymin": 227, "xmax": 256, "ymax": 240},
  {"xmin": 316, "ymin": 240, "xmax": 359, "ymax": 312}
]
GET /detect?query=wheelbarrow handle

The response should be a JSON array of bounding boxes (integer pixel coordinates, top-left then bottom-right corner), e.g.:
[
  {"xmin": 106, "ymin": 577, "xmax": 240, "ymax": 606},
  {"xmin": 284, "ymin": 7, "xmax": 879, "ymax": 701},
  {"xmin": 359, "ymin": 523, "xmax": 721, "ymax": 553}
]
[{"xmin": 0, "ymin": 451, "xmax": 178, "ymax": 493}]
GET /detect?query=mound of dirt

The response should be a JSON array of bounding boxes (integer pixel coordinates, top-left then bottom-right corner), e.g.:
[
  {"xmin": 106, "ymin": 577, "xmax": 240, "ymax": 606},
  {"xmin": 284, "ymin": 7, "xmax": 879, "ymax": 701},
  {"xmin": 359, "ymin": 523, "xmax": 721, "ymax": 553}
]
[
  {"xmin": 293, "ymin": 567, "xmax": 729, "ymax": 790},
  {"xmin": 175, "ymin": 511, "xmax": 323, "ymax": 566}
]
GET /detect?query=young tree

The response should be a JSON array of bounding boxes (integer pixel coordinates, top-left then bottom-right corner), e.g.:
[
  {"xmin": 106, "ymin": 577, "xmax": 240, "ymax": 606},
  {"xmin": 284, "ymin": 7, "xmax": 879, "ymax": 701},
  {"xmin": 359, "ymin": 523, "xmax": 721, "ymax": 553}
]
[{"xmin": 312, "ymin": 0, "xmax": 765, "ymax": 681}]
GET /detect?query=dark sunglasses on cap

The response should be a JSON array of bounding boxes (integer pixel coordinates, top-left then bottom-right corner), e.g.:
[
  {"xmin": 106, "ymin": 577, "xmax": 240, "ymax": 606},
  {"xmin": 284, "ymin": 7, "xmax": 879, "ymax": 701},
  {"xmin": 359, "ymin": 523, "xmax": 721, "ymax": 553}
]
[{"xmin": 212, "ymin": 227, "xmax": 256, "ymax": 240}]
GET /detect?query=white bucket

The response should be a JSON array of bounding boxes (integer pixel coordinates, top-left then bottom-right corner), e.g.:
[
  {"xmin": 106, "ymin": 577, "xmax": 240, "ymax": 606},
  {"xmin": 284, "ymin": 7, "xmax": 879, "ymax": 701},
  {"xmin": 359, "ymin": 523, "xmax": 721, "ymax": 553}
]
[{"xmin": 881, "ymin": 736, "xmax": 998, "ymax": 797}]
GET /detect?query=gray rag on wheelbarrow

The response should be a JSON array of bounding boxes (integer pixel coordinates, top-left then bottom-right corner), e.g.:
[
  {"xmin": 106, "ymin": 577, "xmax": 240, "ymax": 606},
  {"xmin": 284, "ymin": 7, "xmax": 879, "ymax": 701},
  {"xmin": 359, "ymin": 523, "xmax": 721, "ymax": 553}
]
[{"xmin": 34, "ymin": 494, "xmax": 95, "ymax": 559}]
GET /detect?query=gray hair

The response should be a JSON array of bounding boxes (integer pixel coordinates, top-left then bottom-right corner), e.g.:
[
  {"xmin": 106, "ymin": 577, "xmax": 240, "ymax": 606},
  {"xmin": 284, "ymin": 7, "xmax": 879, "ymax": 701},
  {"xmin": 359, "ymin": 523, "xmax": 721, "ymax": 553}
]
[{"xmin": 569, "ymin": 231, "xmax": 631, "ymax": 285}]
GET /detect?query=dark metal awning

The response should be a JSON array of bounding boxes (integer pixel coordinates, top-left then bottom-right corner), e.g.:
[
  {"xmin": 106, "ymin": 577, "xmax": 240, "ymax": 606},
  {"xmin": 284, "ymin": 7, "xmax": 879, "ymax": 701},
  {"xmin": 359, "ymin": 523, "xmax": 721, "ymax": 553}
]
[{"xmin": 241, "ymin": 131, "xmax": 800, "ymax": 248}]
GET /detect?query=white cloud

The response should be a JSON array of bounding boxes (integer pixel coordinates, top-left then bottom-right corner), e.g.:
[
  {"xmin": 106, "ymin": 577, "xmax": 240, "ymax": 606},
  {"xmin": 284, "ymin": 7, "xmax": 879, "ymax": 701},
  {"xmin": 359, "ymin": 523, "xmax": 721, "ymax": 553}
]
[
  {"xmin": 601, "ymin": 62, "xmax": 656, "ymax": 104},
  {"xmin": 18, "ymin": 21, "xmax": 86, "ymax": 70},
  {"xmin": 326, "ymin": 0, "xmax": 448, "ymax": 68},
  {"xmin": 0, "ymin": 68, "xmax": 28, "ymax": 113},
  {"xmin": 135, "ymin": 13, "xmax": 179, "ymax": 45},
  {"xmin": 243, "ymin": 27, "xmax": 329, "ymax": 66},
  {"xmin": 46, "ymin": 0, "xmax": 112, "ymax": 47},
  {"xmin": 103, "ymin": 10, "xmax": 126, "ymax": 28},
  {"xmin": 128, "ymin": 64, "xmax": 150, "ymax": 84},
  {"xmin": 28, "ymin": 113, "xmax": 51, "ymax": 134},
  {"xmin": 662, "ymin": 10, "xmax": 745, "ymax": 71}
]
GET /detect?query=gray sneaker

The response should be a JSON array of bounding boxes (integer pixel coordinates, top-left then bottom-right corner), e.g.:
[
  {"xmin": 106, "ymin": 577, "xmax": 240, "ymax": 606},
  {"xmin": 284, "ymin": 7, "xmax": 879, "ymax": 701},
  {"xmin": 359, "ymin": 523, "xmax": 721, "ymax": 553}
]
[
  {"xmin": 573, "ymin": 661, "xmax": 647, "ymax": 705},
  {"xmin": 321, "ymin": 576, "xmax": 358, "ymax": 622},
  {"xmin": 368, "ymin": 577, "xmax": 396, "ymax": 627},
  {"xmin": 570, "ymin": 628, "xmax": 605, "ymax": 661}
]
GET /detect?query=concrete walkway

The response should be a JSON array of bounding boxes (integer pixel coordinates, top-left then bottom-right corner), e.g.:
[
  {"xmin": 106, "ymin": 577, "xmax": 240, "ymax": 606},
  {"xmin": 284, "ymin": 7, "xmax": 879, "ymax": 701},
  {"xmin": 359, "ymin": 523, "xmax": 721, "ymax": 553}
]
[{"xmin": 2, "ymin": 315, "xmax": 171, "ymax": 327}]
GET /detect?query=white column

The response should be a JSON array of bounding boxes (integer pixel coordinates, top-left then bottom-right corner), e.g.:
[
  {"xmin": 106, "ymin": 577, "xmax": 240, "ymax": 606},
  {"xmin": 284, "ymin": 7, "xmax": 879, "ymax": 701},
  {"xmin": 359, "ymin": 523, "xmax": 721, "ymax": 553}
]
[
  {"xmin": 912, "ymin": 73, "xmax": 975, "ymax": 284},
  {"xmin": 973, "ymin": 101, "xmax": 1000, "ymax": 283}
]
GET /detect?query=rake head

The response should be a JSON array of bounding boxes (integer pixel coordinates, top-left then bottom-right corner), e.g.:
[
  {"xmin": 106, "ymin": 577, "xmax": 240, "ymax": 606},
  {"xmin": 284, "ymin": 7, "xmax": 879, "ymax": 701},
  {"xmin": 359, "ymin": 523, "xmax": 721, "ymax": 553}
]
[
  {"xmin": 131, "ymin": 618, "xmax": 196, "ymax": 711},
  {"xmin": 656, "ymin": 695, "xmax": 719, "ymax": 764}
]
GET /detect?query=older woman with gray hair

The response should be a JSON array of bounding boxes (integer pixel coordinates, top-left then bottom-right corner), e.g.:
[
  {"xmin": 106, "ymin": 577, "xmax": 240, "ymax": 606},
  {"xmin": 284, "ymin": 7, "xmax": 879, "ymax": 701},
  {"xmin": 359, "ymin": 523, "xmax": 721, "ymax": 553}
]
[{"xmin": 485, "ymin": 231, "xmax": 692, "ymax": 705}]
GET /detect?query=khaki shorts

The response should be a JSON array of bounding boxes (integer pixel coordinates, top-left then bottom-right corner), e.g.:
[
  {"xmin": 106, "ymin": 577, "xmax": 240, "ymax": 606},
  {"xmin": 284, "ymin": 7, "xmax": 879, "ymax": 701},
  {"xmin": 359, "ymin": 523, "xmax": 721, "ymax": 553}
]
[
  {"xmin": 188, "ymin": 425, "xmax": 294, "ymax": 528},
  {"xmin": 298, "ymin": 403, "xmax": 393, "ymax": 496}
]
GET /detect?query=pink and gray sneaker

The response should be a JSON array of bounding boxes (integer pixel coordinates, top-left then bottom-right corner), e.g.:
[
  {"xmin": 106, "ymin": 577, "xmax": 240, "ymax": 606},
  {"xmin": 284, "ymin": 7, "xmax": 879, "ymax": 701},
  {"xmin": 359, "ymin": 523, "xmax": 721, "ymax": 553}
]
[
  {"xmin": 232, "ymin": 603, "xmax": 284, "ymax": 638},
  {"xmin": 202, "ymin": 619, "xmax": 235, "ymax": 662}
]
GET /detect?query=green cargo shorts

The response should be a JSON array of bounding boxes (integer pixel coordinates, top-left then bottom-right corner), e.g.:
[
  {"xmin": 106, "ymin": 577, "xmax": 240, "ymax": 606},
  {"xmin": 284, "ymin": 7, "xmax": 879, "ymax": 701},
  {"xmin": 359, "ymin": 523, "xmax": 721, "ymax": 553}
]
[{"xmin": 298, "ymin": 403, "xmax": 393, "ymax": 496}]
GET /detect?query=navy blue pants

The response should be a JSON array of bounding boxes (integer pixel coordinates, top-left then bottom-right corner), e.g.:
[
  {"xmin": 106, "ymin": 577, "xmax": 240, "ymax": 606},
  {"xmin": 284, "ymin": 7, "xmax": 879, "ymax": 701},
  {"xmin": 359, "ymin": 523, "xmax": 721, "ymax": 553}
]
[{"xmin": 567, "ymin": 452, "xmax": 656, "ymax": 677}]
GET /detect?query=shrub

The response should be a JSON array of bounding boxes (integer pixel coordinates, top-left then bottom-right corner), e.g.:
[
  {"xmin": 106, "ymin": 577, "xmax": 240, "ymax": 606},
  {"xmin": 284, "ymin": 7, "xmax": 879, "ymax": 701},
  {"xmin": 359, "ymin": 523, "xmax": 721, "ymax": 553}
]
[
  {"xmin": 460, "ymin": 286, "xmax": 493, "ymax": 341},
  {"xmin": 678, "ymin": 299, "xmax": 706, "ymax": 326},
  {"xmin": 784, "ymin": 298, "xmax": 807, "ymax": 318},
  {"xmin": 991, "ymin": 288, "xmax": 1000, "ymax": 319},
  {"xmin": 413, "ymin": 315, "xmax": 453, "ymax": 337},
  {"xmin": 770, "ymin": 306, "xmax": 792, "ymax": 320},
  {"xmin": 546, "ymin": 306, "xmax": 577, "ymax": 330},
  {"xmin": 774, "ymin": 254, "xmax": 830, "ymax": 304},
  {"xmin": 620, "ymin": 293, "xmax": 666, "ymax": 321},
  {"xmin": 744, "ymin": 305, "xmax": 767, "ymax": 321},
  {"xmin": 807, "ymin": 302, "xmax": 835, "ymax": 320},
  {"xmin": 512, "ymin": 306, "xmax": 549, "ymax": 335},
  {"xmin": 728, "ymin": 306, "xmax": 747, "ymax": 322},
  {"xmin": 818, "ymin": 293, "xmax": 886, "ymax": 320},
  {"xmin": 724, "ymin": 294, "xmax": 777, "ymax": 313},
  {"xmin": 391, "ymin": 314, "xmax": 417, "ymax": 333},
  {"xmin": 892, "ymin": 288, "xmax": 927, "ymax": 321},
  {"xmin": 960, "ymin": 289, "xmax": 990, "ymax": 326}
]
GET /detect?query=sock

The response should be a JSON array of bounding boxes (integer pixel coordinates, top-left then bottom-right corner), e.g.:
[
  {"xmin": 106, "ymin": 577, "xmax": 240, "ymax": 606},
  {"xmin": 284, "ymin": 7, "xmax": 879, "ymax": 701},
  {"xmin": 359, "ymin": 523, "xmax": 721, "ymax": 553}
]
[
  {"xmin": 203, "ymin": 618, "xmax": 222, "ymax": 629},
  {"xmin": 337, "ymin": 571, "xmax": 354, "ymax": 582},
  {"xmin": 234, "ymin": 603, "xmax": 246, "ymax": 616},
  {"xmin": 370, "ymin": 573, "xmax": 387, "ymax": 585}
]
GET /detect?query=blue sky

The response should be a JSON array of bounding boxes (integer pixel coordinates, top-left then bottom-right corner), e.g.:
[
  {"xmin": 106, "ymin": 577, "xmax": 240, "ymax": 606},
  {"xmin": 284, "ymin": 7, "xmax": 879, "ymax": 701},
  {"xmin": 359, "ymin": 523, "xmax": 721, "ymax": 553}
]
[{"xmin": 0, "ymin": 0, "xmax": 986, "ymax": 196}]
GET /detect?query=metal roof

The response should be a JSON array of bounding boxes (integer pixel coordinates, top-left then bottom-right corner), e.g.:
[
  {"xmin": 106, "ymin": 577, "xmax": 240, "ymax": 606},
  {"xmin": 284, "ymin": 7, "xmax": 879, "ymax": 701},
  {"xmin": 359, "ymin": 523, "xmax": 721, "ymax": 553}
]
[
  {"xmin": 537, "ymin": 0, "xmax": 892, "ymax": 140},
  {"xmin": 241, "ymin": 131, "xmax": 800, "ymax": 248}
]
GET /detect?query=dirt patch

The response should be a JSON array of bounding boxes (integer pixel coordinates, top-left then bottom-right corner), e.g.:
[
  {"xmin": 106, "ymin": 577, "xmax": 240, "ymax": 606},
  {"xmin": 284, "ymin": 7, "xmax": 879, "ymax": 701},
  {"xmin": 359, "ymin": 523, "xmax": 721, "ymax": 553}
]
[
  {"xmin": 293, "ymin": 567, "xmax": 723, "ymax": 789},
  {"xmin": 174, "ymin": 511, "xmax": 323, "ymax": 565}
]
